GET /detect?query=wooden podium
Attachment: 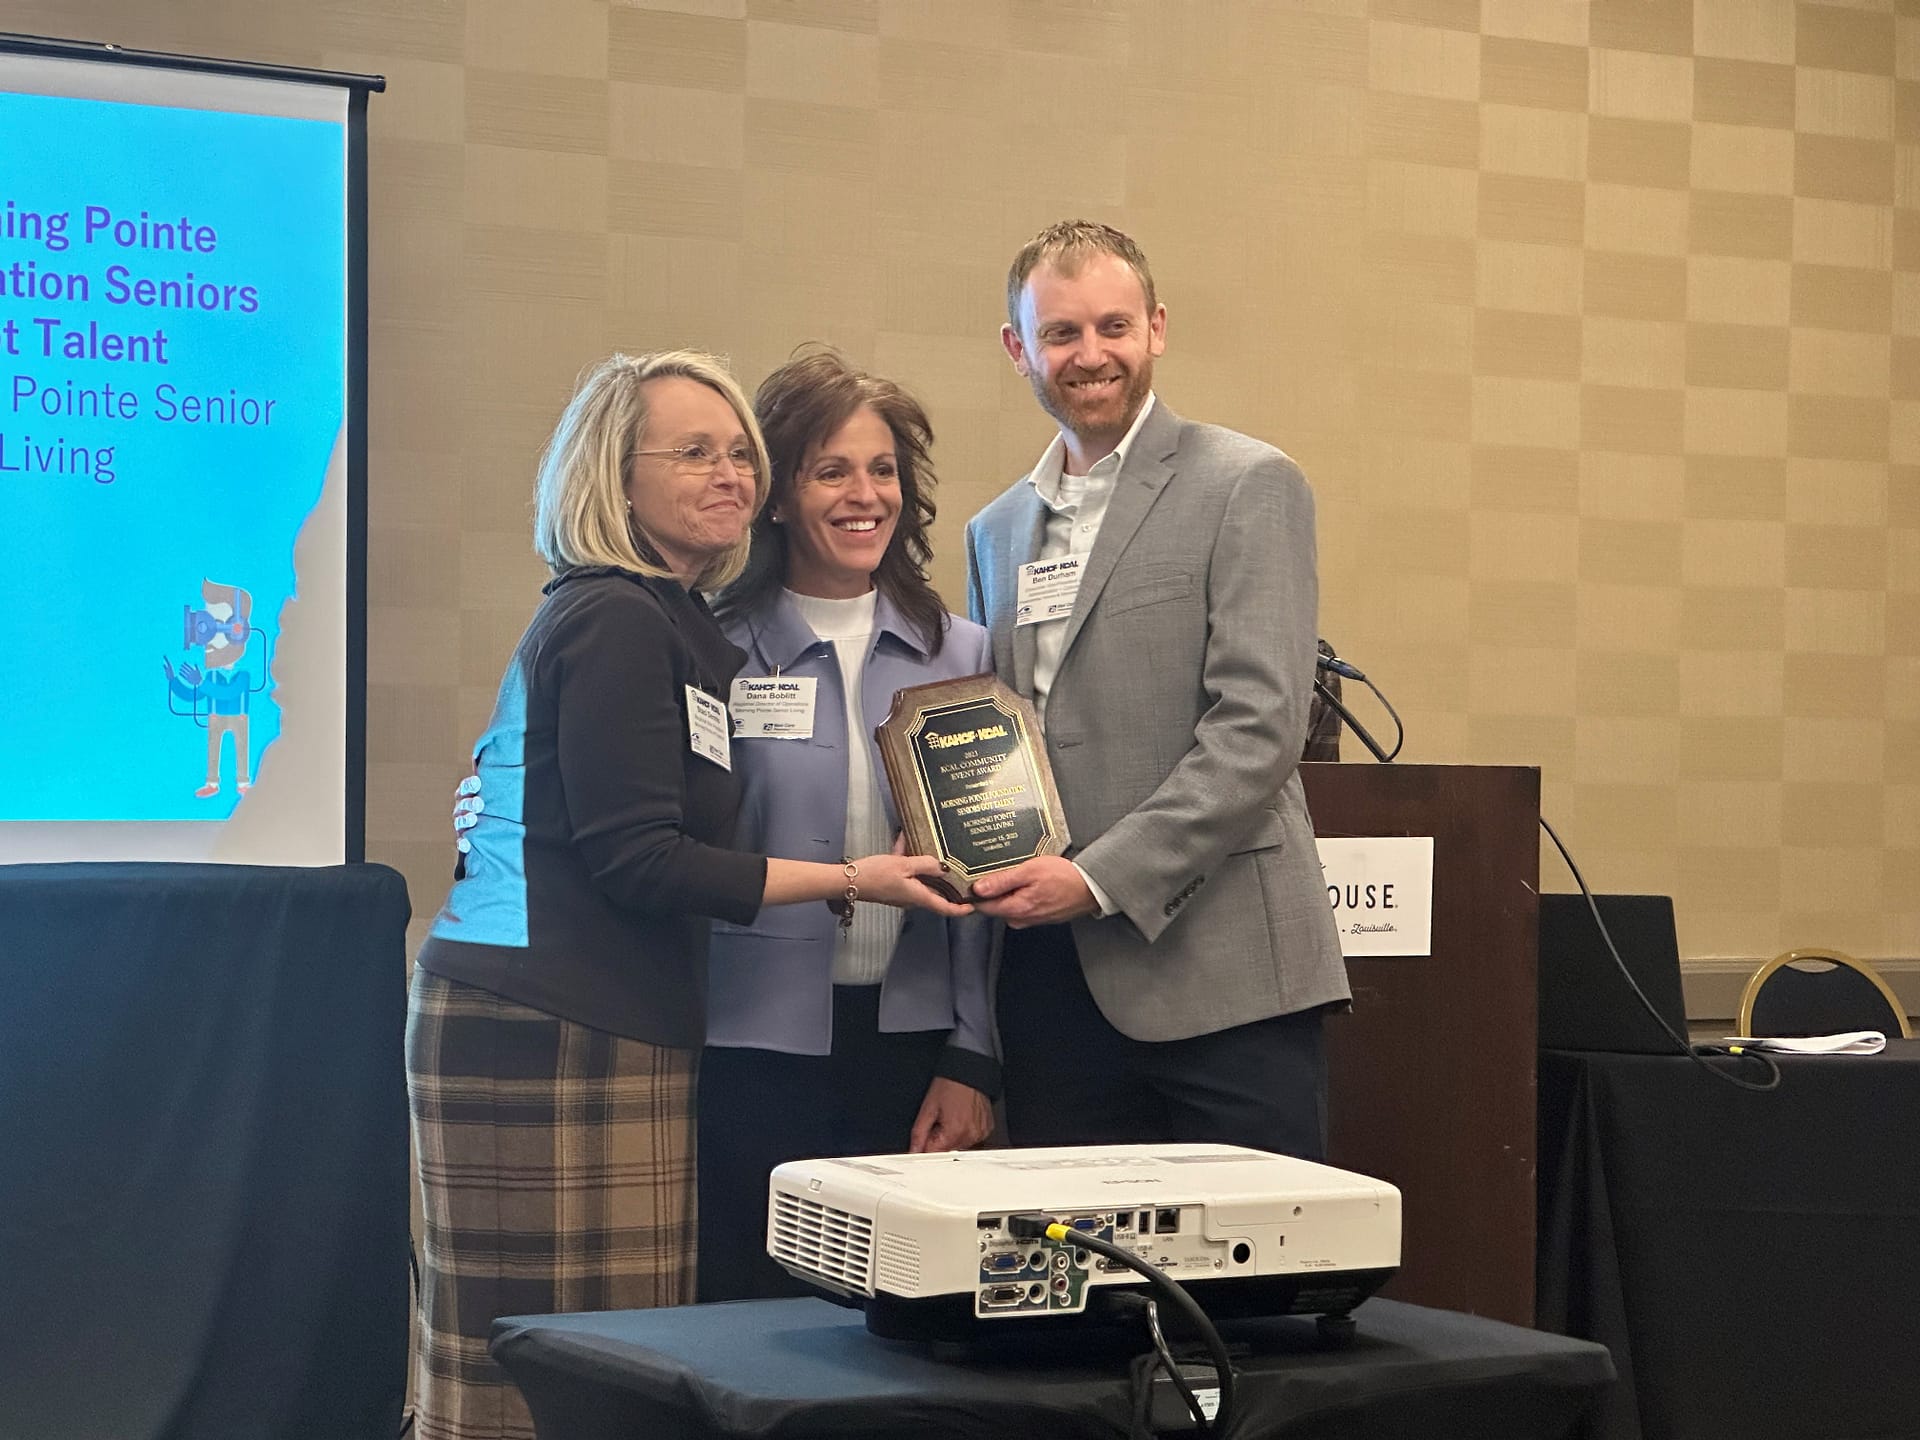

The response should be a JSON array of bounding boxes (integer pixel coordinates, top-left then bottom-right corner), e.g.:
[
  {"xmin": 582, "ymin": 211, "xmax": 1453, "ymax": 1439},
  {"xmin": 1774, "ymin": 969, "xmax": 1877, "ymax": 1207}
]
[{"xmin": 1301, "ymin": 763, "xmax": 1541, "ymax": 1327}]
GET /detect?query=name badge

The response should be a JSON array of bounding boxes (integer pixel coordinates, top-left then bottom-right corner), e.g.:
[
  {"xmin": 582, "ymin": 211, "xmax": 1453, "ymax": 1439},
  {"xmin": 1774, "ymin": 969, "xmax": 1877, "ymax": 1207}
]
[
  {"xmin": 730, "ymin": 675, "xmax": 817, "ymax": 739},
  {"xmin": 685, "ymin": 685, "xmax": 732, "ymax": 771},
  {"xmin": 1015, "ymin": 555, "xmax": 1084, "ymax": 627}
]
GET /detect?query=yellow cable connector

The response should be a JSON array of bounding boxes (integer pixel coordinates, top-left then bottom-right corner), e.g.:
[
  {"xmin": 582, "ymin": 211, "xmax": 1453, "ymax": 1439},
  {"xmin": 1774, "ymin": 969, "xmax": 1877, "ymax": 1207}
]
[{"xmin": 1044, "ymin": 1222, "xmax": 1070, "ymax": 1242}]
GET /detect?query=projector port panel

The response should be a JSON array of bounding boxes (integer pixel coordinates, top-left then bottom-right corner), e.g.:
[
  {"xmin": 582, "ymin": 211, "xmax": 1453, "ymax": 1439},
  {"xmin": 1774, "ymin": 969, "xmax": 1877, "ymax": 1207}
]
[{"xmin": 870, "ymin": 1266, "xmax": 1400, "ymax": 1343}]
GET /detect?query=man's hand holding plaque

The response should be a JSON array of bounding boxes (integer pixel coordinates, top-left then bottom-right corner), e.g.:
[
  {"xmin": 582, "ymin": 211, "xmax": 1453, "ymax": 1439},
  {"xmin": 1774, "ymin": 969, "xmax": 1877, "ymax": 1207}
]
[
  {"xmin": 968, "ymin": 857, "xmax": 1099, "ymax": 927},
  {"xmin": 875, "ymin": 674, "xmax": 1070, "ymax": 903}
]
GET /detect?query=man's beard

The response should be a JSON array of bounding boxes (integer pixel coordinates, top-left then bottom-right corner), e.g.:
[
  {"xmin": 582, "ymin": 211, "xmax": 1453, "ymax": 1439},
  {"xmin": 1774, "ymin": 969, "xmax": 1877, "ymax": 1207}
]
[{"xmin": 1031, "ymin": 360, "xmax": 1154, "ymax": 444}]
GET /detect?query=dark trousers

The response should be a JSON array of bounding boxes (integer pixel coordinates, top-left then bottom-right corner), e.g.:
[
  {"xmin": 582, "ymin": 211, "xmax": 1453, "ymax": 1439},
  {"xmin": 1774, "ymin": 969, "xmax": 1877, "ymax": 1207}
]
[
  {"xmin": 695, "ymin": 985, "xmax": 945, "ymax": 1302},
  {"xmin": 997, "ymin": 923, "xmax": 1330, "ymax": 1159}
]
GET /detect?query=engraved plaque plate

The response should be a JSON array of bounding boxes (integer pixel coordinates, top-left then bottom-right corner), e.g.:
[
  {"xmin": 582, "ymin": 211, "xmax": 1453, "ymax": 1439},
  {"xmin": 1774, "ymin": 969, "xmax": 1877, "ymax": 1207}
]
[{"xmin": 875, "ymin": 673, "xmax": 1069, "ymax": 899}]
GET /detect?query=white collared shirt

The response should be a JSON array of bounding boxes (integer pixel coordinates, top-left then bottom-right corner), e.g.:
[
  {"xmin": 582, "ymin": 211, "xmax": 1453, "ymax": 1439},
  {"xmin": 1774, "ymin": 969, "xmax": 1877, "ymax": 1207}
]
[
  {"xmin": 1025, "ymin": 391, "xmax": 1157, "ymax": 729},
  {"xmin": 1019, "ymin": 392, "xmax": 1158, "ymax": 918}
]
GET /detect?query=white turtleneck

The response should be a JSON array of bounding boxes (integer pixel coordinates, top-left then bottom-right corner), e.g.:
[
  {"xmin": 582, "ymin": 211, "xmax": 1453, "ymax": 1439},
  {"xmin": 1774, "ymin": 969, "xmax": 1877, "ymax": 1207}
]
[{"xmin": 786, "ymin": 587, "xmax": 901, "ymax": 985}]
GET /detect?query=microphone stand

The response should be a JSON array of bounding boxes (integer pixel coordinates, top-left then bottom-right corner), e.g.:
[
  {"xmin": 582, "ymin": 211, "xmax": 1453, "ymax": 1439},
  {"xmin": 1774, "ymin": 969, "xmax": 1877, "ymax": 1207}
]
[{"xmin": 1313, "ymin": 677, "xmax": 1392, "ymax": 764}]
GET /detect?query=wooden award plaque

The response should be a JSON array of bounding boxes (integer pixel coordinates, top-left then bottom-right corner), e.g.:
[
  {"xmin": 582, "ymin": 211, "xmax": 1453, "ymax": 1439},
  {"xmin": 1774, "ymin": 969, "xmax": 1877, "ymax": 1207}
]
[{"xmin": 874, "ymin": 673, "xmax": 1070, "ymax": 900}]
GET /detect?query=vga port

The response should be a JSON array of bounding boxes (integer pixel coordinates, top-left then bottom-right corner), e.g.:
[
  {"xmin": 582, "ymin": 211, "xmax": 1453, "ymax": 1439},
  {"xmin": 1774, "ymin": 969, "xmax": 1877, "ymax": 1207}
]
[
  {"xmin": 979, "ymin": 1284, "xmax": 1025, "ymax": 1309},
  {"xmin": 981, "ymin": 1250, "xmax": 1023, "ymax": 1273}
]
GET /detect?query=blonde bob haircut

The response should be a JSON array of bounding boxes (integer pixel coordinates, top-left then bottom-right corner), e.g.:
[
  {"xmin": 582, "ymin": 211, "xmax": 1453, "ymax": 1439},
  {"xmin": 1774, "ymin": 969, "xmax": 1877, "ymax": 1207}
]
[{"xmin": 533, "ymin": 350, "xmax": 770, "ymax": 592}]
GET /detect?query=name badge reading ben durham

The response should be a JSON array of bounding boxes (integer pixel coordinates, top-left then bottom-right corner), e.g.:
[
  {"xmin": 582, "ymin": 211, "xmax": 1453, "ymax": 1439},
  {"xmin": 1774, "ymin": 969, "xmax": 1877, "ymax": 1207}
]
[{"xmin": 875, "ymin": 674, "xmax": 1069, "ymax": 900}]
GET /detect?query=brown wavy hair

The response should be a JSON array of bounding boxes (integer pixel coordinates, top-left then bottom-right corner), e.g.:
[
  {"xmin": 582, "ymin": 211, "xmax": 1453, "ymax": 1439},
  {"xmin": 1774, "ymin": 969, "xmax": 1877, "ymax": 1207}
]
[{"xmin": 715, "ymin": 347, "xmax": 948, "ymax": 654}]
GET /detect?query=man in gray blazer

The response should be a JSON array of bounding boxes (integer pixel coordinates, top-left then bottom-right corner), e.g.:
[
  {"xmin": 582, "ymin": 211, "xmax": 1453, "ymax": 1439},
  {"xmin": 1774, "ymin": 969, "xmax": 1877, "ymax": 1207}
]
[{"xmin": 965, "ymin": 220, "xmax": 1349, "ymax": 1157}]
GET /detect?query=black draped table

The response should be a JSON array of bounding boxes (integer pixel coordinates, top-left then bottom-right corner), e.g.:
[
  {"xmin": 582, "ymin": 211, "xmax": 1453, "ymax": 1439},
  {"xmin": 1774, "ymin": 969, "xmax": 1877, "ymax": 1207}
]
[
  {"xmin": 491, "ymin": 1295, "xmax": 1614, "ymax": 1439},
  {"xmin": 1536, "ymin": 1041, "xmax": 1920, "ymax": 1440},
  {"xmin": 0, "ymin": 862, "xmax": 412, "ymax": 1440}
]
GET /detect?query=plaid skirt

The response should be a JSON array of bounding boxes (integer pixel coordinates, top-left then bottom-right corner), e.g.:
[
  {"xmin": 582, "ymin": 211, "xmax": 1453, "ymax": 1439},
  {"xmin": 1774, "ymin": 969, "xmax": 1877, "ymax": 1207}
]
[{"xmin": 405, "ymin": 969, "xmax": 697, "ymax": 1440}]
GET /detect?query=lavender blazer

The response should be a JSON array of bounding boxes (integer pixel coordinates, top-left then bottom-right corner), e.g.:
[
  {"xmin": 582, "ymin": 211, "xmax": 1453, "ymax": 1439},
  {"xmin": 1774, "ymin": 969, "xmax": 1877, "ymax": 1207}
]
[{"xmin": 705, "ymin": 589, "xmax": 1000, "ymax": 1095}]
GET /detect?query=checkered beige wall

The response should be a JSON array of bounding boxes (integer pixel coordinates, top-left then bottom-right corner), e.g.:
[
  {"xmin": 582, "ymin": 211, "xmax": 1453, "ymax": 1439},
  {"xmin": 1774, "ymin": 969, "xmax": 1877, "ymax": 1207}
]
[{"xmin": 17, "ymin": 0, "xmax": 1913, "ymax": 989}]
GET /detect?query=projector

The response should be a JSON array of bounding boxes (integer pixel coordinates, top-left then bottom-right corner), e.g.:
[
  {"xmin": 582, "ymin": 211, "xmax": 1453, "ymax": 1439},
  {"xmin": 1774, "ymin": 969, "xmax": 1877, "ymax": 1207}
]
[{"xmin": 768, "ymin": 1144, "xmax": 1400, "ymax": 1340}]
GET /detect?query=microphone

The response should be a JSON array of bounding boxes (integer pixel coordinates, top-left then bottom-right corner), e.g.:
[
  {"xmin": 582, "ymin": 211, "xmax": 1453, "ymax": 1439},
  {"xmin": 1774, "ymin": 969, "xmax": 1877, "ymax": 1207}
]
[
  {"xmin": 1315, "ymin": 646, "xmax": 1366, "ymax": 683},
  {"xmin": 1310, "ymin": 640, "xmax": 1401, "ymax": 763}
]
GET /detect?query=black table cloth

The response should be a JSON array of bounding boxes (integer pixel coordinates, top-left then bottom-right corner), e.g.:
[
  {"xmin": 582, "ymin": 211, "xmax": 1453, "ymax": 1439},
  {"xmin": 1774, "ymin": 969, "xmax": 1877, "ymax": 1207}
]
[
  {"xmin": 0, "ymin": 862, "xmax": 412, "ymax": 1440},
  {"xmin": 1537, "ymin": 1040, "xmax": 1920, "ymax": 1440},
  {"xmin": 491, "ymin": 1295, "xmax": 1614, "ymax": 1439}
]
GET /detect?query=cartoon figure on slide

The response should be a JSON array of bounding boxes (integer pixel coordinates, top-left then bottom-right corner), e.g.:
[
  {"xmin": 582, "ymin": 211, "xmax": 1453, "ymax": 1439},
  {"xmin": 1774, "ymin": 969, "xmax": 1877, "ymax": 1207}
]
[{"xmin": 163, "ymin": 579, "xmax": 272, "ymax": 798}]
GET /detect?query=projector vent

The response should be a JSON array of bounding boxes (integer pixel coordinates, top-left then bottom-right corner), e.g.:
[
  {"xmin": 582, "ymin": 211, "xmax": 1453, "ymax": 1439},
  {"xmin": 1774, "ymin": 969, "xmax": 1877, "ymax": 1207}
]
[
  {"xmin": 770, "ymin": 1191, "xmax": 874, "ymax": 1293},
  {"xmin": 874, "ymin": 1232, "xmax": 922, "ymax": 1293}
]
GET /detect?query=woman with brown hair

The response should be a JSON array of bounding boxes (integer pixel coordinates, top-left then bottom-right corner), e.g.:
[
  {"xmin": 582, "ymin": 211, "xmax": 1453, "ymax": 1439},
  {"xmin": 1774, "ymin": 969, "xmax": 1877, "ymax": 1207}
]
[{"xmin": 697, "ymin": 348, "xmax": 999, "ymax": 1301}]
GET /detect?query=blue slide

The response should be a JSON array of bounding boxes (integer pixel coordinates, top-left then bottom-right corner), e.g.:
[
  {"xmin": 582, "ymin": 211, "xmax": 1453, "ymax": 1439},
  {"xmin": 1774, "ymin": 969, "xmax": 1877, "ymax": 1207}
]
[{"xmin": 0, "ymin": 90, "xmax": 344, "ymax": 821}]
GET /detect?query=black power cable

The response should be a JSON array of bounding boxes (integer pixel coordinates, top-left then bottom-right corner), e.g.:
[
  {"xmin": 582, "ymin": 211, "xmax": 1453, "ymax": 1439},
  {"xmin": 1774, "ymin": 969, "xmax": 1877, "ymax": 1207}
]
[
  {"xmin": 1007, "ymin": 1214, "xmax": 1235, "ymax": 1435},
  {"xmin": 1540, "ymin": 816, "xmax": 1779, "ymax": 1092},
  {"xmin": 1145, "ymin": 1298, "xmax": 1207, "ymax": 1429}
]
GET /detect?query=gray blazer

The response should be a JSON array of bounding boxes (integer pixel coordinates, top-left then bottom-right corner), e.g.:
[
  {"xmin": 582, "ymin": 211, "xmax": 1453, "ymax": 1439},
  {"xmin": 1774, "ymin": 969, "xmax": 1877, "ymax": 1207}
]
[
  {"xmin": 705, "ymin": 589, "xmax": 999, "ymax": 1093},
  {"xmin": 964, "ymin": 401, "xmax": 1349, "ymax": 1043}
]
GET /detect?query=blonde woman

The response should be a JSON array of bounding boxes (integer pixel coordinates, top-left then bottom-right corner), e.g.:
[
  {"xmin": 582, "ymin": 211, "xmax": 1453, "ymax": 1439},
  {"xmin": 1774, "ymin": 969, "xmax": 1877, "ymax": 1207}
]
[{"xmin": 406, "ymin": 351, "xmax": 964, "ymax": 1440}]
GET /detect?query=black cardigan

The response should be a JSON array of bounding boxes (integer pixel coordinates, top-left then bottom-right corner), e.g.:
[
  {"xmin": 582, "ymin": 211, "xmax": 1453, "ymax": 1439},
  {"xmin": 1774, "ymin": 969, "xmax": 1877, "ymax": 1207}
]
[{"xmin": 416, "ymin": 568, "xmax": 768, "ymax": 1048}]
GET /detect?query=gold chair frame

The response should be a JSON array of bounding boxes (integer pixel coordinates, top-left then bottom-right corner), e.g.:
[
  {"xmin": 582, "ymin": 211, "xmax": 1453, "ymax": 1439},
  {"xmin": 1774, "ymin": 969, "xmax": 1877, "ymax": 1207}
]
[{"xmin": 1736, "ymin": 948, "xmax": 1913, "ymax": 1040}]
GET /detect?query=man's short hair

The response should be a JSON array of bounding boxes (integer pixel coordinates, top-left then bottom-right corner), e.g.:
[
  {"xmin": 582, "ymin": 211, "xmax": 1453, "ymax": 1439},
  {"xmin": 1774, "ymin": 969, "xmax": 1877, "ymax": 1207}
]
[{"xmin": 1005, "ymin": 219, "xmax": 1158, "ymax": 330}]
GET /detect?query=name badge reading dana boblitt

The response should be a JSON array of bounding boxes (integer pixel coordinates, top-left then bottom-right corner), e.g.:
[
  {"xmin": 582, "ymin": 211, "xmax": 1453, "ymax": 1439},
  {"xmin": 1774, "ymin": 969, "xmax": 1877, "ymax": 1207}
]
[
  {"xmin": 730, "ymin": 675, "xmax": 817, "ymax": 739},
  {"xmin": 685, "ymin": 684, "xmax": 732, "ymax": 771},
  {"xmin": 1015, "ymin": 555, "xmax": 1084, "ymax": 627}
]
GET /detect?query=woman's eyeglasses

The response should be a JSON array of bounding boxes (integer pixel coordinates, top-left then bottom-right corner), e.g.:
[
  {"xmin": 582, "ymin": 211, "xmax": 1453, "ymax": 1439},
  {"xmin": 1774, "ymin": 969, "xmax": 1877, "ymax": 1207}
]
[{"xmin": 634, "ymin": 443, "xmax": 756, "ymax": 475}]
